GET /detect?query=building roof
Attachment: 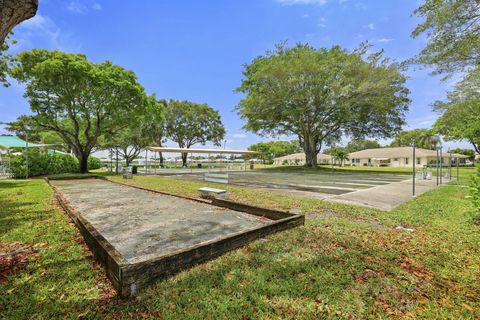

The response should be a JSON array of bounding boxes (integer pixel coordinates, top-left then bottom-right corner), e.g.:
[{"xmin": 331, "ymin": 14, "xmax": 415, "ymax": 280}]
[
  {"xmin": 0, "ymin": 135, "xmax": 50, "ymax": 149},
  {"xmin": 274, "ymin": 152, "xmax": 332, "ymax": 161},
  {"xmin": 146, "ymin": 146, "xmax": 260, "ymax": 155},
  {"xmin": 349, "ymin": 147, "xmax": 468, "ymax": 159}
]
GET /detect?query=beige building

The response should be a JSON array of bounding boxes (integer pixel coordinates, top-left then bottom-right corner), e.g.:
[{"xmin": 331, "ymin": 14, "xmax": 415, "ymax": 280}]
[
  {"xmin": 348, "ymin": 147, "xmax": 467, "ymax": 168},
  {"xmin": 273, "ymin": 152, "xmax": 333, "ymax": 165}
]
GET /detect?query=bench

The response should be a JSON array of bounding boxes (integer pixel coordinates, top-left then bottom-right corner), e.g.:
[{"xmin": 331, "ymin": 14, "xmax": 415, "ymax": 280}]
[
  {"xmin": 198, "ymin": 187, "xmax": 228, "ymax": 200},
  {"xmin": 198, "ymin": 173, "xmax": 229, "ymax": 199}
]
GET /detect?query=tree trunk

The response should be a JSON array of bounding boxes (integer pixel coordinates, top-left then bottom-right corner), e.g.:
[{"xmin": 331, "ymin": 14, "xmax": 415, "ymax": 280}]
[
  {"xmin": 79, "ymin": 153, "xmax": 89, "ymax": 173},
  {"xmin": 303, "ymin": 135, "xmax": 318, "ymax": 167},
  {"xmin": 159, "ymin": 152, "xmax": 164, "ymax": 168},
  {"xmin": 0, "ymin": 0, "xmax": 38, "ymax": 44},
  {"xmin": 181, "ymin": 152, "xmax": 188, "ymax": 167}
]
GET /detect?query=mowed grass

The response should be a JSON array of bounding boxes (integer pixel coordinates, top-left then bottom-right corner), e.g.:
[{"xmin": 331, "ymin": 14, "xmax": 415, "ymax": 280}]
[{"xmin": 1, "ymin": 167, "xmax": 479, "ymax": 319}]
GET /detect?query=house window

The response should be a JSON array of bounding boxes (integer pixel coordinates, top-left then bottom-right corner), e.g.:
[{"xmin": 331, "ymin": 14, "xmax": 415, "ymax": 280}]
[
  {"xmin": 393, "ymin": 158, "xmax": 399, "ymax": 161},
  {"xmin": 405, "ymin": 158, "xmax": 409, "ymax": 164},
  {"xmin": 417, "ymin": 158, "xmax": 421, "ymax": 165}
]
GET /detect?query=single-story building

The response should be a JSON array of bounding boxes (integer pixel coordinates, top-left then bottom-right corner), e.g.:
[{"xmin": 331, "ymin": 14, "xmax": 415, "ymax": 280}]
[
  {"xmin": 273, "ymin": 152, "xmax": 333, "ymax": 165},
  {"xmin": 348, "ymin": 147, "xmax": 468, "ymax": 168}
]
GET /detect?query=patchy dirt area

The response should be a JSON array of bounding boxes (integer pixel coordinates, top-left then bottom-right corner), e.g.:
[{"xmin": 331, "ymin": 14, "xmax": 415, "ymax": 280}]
[{"xmin": 0, "ymin": 242, "xmax": 38, "ymax": 281}]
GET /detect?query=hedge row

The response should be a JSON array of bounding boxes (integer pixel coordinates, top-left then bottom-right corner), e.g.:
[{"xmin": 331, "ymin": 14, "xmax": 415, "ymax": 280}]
[{"xmin": 9, "ymin": 152, "xmax": 102, "ymax": 179}]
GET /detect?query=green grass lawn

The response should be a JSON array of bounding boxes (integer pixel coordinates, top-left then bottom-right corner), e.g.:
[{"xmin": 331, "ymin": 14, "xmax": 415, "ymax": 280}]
[{"xmin": 1, "ymin": 169, "xmax": 479, "ymax": 319}]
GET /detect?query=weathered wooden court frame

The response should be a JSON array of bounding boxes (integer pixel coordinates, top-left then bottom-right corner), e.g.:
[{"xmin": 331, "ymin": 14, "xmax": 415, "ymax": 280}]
[{"xmin": 46, "ymin": 176, "xmax": 304, "ymax": 297}]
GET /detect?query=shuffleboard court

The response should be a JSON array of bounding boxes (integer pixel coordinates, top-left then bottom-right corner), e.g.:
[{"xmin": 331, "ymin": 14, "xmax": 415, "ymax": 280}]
[
  {"xmin": 48, "ymin": 178, "xmax": 303, "ymax": 296},
  {"xmin": 167, "ymin": 170, "xmax": 412, "ymax": 196}
]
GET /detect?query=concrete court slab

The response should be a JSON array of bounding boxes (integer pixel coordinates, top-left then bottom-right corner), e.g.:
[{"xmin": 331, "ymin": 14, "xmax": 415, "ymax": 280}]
[
  {"xmin": 50, "ymin": 179, "xmax": 270, "ymax": 264},
  {"xmin": 327, "ymin": 178, "xmax": 443, "ymax": 211}
]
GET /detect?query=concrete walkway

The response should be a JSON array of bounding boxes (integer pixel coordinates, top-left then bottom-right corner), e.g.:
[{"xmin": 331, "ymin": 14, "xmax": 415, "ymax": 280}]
[{"xmin": 327, "ymin": 178, "xmax": 445, "ymax": 211}]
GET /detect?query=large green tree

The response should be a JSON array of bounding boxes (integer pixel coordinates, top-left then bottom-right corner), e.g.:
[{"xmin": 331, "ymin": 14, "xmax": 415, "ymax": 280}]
[
  {"xmin": 248, "ymin": 140, "xmax": 302, "ymax": 162},
  {"xmin": 449, "ymin": 148, "xmax": 476, "ymax": 162},
  {"xmin": 165, "ymin": 100, "xmax": 225, "ymax": 167},
  {"xmin": 100, "ymin": 95, "xmax": 163, "ymax": 167},
  {"xmin": 412, "ymin": 0, "xmax": 480, "ymax": 74},
  {"xmin": 345, "ymin": 139, "xmax": 381, "ymax": 153},
  {"xmin": 143, "ymin": 96, "xmax": 168, "ymax": 167},
  {"xmin": 433, "ymin": 67, "xmax": 480, "ymax": 154},
  {"xmin": 390, "ymin": 128, "xmax": 440, "ymax": 150},
  {"xmin": 236, "ymin": 43, "xmax": 410, "ymax": 167},
  {"xmin": 10, "ymin": 50, "xmax": 147, "ymax": 173}
]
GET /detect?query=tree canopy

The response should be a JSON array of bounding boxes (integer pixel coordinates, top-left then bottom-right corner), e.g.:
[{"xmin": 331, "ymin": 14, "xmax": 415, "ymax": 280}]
[
  {"xmin": 449, "ymin": 148, "xmax": 476, "ymax": 162},
  {"xmin": 433, "ymin": 67, "xmax": 480, "ymax": 154},
  {"xmin": 412, "ymin": 0, "xmax": 480, "ymax": 74},
  {"xmin": 345, "ymin": 139, "xmax": 381, "ymax": 153},
  {"xmin": 248, "ymin": 140, "xmax": 302, "ymax": 162},
  {"xmin": 165, "ymin": 100, "xmax": 225, "ymax": 166},
  {"xmin": 390, "ymin": 129, "xmax": 440, "ymax": 150},
  {"xmin": 9, "ymin": 49, "xmax": 147, "ymax": 173},
  {"xmin": 236, "ymin": 43, "xmax": 410, "ymax": 167}
]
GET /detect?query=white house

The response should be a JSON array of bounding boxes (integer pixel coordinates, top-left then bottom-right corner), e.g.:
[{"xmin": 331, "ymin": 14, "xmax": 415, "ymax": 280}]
[
  {"xmin": 273, "ymin": 152, "xmax": 333, "ymax": 165},
  {"xmin": 348, "ymin": 147, "xmax": 467, "ymax": 168}
]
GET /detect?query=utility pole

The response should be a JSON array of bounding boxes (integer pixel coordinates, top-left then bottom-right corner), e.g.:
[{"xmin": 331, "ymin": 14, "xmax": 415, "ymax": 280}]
[
  {"xmin": 412, "ymin": 142, "xmax": 416, "ymax": 197},
  {"xmin": 436, "ymin": 148, "xmax": 439, "ymax": 186}
]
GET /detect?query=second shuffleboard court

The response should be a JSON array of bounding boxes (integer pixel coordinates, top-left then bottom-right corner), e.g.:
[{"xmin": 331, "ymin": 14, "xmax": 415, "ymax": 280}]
[{"xmin": 168, "ymin": 170, "xmax": 412, "ymax": 196}]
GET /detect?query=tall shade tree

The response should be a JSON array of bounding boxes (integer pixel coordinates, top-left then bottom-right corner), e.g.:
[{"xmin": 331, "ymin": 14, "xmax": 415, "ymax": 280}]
[
  {"xmin": 0, "ymin": 0, "xmax": 37, "ymax": 45},
  {"xmin": 390, "ymin": 128, "xmax": 440, "ymax": 150},
  {"xmin": 100, "ymin": 95, "xmax": 163, "ymax": 167},
  {"xmin": 412, "ymin": 0, "xmax": 480, "ymax": 74},
  {"xmin": 345, "ymin": 139, "xmax": 381, "ymax": 153},
  {"xmin": 143, "ymin": 96, "xmax": 167, "ymax": 167},
  {"xmin": 10, "ymin": 49, "xmax": 147, "ymax": 173},
  {"xmin": 248, "ymin": 140, "xmax": 302, "ymax": 162},
  {"xmin": 433, "ymin": 67, "xmax": 480, "ymax": 154},
  {"xmin": 165, "ymin": 100, "xmax": 225, "ymax": 167},
  {"xmin": 236, "ymin": 43, "xmax": 410, "ymax": 167}
]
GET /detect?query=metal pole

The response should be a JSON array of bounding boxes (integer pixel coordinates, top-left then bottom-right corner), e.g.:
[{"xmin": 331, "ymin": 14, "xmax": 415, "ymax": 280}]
[
  {"xmin": 413, "ymin": 142, "xmax": 416, "ymax": 196},
  {"xmin": 115, "ymin": 149, "xmax": 119, "ymax": 175},
  {"xmin": 155, "ymin": 152, "xmax": 157, "ymax": 175},
  {"xmin": 145, "ymin": 149, "xmax": 148, "ymax": 175},
  {"xmin": 440, "ymin": 147, "xmax": 443, "ymax": 184},
  {"xmin": 25, "ymin": 131, "xmax": 29, "ymax": 179},
  {"xmin": 456, "ymin": 157, "xmax": 459, "ymax": 182},
  {"xmin": 449, "ymin": 152, "xmax": 452, "ymax": 179},
  {"xmin": 436, "ymin": 148, "xmax": 439, "ymax": 186}
]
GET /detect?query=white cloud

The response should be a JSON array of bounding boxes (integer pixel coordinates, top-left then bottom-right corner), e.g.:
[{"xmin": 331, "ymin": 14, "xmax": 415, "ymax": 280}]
[
  {"xmin": 318, "ymin": 17, "xmax": 327, "ymax": 27},
  {"xmin": 92, "ymin": 3, "xmax": 102, "ymax": 10},
  {"xmin": 365, "ymin": 23, "xmax": 375, "ymax": 30},
  {"xmin": 233, "ymin": 133, "xmax": 247, "ymax": 139},
  {"xmin": 276, "ymin": 0, "xmax": 327, "ymax": 6},
  {"xmin": 377, "ymin": 38, "xmax": 394, "ymax": 43},
  {"xmin": 14, "ymin": 14, "xmax": 79, "ymax": 52},
  {"xmin": 67, "ymin": 1, "xmax": 87, "ymax": 14}
]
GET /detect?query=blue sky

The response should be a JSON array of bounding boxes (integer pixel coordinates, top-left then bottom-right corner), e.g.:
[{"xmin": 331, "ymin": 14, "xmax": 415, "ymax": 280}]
[{"xmin": 0, "ymin": 0, "xmax": 469, "ymax": 151}]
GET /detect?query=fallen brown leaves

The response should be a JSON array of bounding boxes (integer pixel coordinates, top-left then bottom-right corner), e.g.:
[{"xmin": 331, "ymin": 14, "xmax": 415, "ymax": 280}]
[{"xmin": 0, "ymin": 241, "xmax": 39, "ymax": 281}]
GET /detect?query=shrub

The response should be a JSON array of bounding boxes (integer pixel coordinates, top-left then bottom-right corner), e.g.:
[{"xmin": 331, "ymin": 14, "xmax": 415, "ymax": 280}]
[
  {"xmin": 470, "ymin": 165, "xmax": 480, "ymax": 223},
  {"xmin": 87, "ymin": 156, "xmax": 102, "ymax": 170},
  {"xmin": 9, "ymin": 151, "xmax": 78, "ymax": 179}
]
